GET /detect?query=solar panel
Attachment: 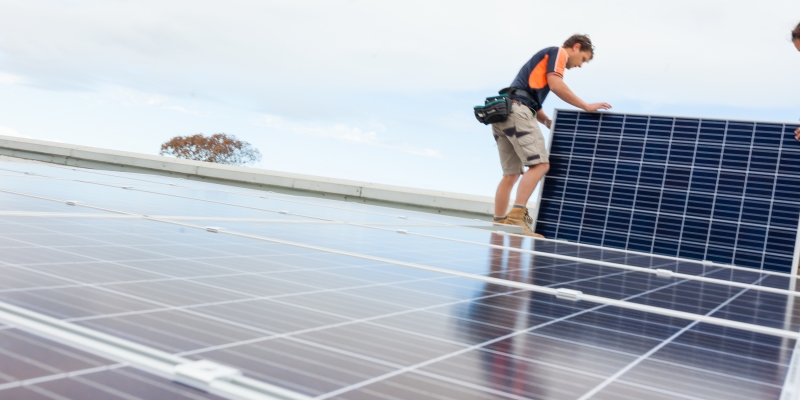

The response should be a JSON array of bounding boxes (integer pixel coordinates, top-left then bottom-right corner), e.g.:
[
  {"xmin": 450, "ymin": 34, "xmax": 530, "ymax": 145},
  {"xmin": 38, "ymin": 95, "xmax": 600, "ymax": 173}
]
[
  {"xmin": 537, "ymin": 110, "xmax": 800, "ymax": 273},
  {"xmin": 0, "ymin": 159, "xmax": 799, "ymax": 399}
]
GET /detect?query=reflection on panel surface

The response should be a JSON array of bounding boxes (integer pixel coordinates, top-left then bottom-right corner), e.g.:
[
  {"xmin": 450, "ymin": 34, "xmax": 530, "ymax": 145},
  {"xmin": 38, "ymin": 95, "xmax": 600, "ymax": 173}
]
[{"xmin": 0, "ymin": 160, "xmax": 796, "ymax": 399}]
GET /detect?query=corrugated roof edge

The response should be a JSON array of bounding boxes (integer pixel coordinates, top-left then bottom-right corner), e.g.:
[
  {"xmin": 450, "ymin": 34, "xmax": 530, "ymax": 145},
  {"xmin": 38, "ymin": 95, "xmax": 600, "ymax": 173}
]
[{"xmin": 0, "ymin": 135, "xmax": 499, "ymax": 219}]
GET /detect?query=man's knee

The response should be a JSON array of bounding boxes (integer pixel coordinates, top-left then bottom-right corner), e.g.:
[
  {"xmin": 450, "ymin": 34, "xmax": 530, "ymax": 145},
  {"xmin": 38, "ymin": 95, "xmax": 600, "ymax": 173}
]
[
  {"xmin": 539, "ymin": 162, "xmax": 550, "ymax": 173},
  {"xmin": 502, "ymin": 173, "xmax": 520, "ymax": 182},
  {"xmin": 527, "ymin": 162, "xmax": 550, "ymax": 173}
]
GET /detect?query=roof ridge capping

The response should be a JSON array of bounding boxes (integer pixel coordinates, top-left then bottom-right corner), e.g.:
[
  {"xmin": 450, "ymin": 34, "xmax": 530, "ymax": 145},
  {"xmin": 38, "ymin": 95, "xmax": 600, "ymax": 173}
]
[{"xmin": 0, "ymin": 135, "xmax": 497, "ymax": 216}]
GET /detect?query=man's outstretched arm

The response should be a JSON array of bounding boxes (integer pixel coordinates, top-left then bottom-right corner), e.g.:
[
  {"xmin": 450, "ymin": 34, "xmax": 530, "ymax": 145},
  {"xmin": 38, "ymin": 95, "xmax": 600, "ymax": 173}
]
[{"xmin": 547, "ymin": 74, "xmax": 611, "ymax": 112}]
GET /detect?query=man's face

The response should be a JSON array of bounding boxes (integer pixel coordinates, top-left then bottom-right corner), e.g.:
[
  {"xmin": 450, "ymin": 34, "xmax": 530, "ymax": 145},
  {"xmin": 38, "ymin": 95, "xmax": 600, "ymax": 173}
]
[
  {"xmin": 566, "ymin": 49, "xmax": 593, "ymax": 69},
  {"xmin": 794, "ymin": 38, "xmax": 800, "ymax": 52}
]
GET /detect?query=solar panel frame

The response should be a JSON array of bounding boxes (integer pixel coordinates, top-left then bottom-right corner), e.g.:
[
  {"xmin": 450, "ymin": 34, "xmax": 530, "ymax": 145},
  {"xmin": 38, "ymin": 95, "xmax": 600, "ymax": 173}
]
[{"xmin": 536, "ymin": 109, "xmax": 800, "ymax": 275}]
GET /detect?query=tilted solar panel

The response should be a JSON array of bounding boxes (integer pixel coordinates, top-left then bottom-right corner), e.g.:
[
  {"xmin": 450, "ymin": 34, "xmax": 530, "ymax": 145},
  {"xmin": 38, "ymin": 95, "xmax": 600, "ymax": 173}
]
[{"xmin": 537, "ymin": 110, "xmax": 800, "ymax": 273}]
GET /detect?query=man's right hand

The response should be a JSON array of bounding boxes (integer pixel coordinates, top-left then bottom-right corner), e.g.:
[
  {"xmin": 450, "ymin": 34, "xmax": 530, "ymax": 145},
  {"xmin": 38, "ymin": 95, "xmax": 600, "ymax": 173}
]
[
  {"xmin": 795, "ymin": 127, "xmax": 800, "ymax": 141},
  {"xmin": 584, "ymin": 102, "xmax": 612, "ymax": 112}
]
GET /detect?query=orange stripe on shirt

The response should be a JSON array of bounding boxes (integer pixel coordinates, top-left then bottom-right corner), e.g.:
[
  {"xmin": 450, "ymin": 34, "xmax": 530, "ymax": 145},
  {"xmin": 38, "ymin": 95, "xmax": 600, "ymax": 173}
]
[
  {"xmin": 527, "ymin": 54, "xmax": 549, "ymax": 89},
  {"xmin": 552, "ymin": 47, "xmax": 567, "ymax": 77}
]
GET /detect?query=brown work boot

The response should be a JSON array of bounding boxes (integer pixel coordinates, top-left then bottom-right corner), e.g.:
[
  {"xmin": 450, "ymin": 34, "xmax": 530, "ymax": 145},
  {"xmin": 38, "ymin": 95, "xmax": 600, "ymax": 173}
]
[{"xmin": 498, "ymin": 207, "xmax": 544, "ymax": 238}]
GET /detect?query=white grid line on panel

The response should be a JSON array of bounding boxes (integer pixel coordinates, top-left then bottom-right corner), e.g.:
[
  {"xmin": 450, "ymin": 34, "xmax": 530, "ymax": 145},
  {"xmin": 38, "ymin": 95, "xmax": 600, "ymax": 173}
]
[
  {"xmin": 7, "ymin": 211, "xmax": 800, "ymax": 392},
  {"xmin": 0, "ymin": 231, "xmax": 498, "ymax": 318},
  {"xmin": 544, "ymin": 113, "xmax": 799, "ymax": 274},
  {"xmin": 577, "ymin": 274, "xmax": 767, "ymax": 400},
  {"xmin": 5, "ymin": 186, "xmax": 792, "ymax": 292},
  {"xmin": 763, "ymin": 124, "xmax": 787, "ymax": 270},
  {"xmin": 647, "ymin": 117, "xmax": 677, "ymax": 255},
  {"xmin": 3, "ymin": 167, "xmax": 796, "ymax": 326},
  {"xmin": 727, "ymin": 123, "xmax": 758, "ymax": 269},
  {"xmin": 314, "ymin": 272, "xmax": 735, "ymax": 400},
  {"xmin": 674, "ymin": 119, "xmax": 702, "ymax": 259},
  {"xmin": 554, "ymin": 111, "xmax": 580, "ymax": 238},
  {"xmin": 702, "ymin": 120, "xmax": 729, "ymax": 263},
  {"xmin": 2, "ymin": 219, "xmax": 663, "ymax": 341},
  {"xmin": 553, "ymin": 108, "xmax": 800, "ymax": 126},
  {"xmin": 143, "ymin": 222, "xmax": 800, "ymax": 339},
  {"xmin": 599, "ymin": 114, "xmax": 626, "ymax": 247},
  {"xmin": 624, "ymin": 116, "xmax": 651, "ymax": 250},
  {"xmin": 530, "ymin": 235, "xmax": 792, "ymax": 278},
  {"xmin": 82, "ymin": 213, "xmax": 795, "ymax": 300},
  {"xmin": 553, "ymin": 195, "xmax": 796, "ymax": 230},
  {"xmin": 0, "ymin": 364, "xmax": 129, "ymax": 392},
  {"xmin": 0, "ymin": 249, "xmax": 665, "ymax": 399},
  {"xmin": 353, "ymin": 224, "xmax": 798, "ymax": 297},
  {"xmin": 10, "ymin": 164, "xmax": 474, "ymax": 228},
  {"xmin": 4, "ymin": 163, "xmax": 786, "ymax": 276},
  {"xmin": 6, "ymin": 191, "xmax": 798, "ymax": 340},
  {"xmin": 575, "ymin": 112, "xmax": 602, "ymax": 245},
  {"xmin": 540, "ymin": 152, "xmax": 794, "ymax": 177},
  {"xmin": 0, "ymin": 177, "xmax": 792, "ymax": 398}
]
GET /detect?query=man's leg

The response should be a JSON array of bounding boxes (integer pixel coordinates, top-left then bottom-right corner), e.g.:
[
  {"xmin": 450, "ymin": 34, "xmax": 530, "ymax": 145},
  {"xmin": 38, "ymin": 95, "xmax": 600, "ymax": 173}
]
[
  {"xmin": 501, "ymin": 163, "xmax": 548, "ymax": 237},
  {"xmin": 513, "ymin": 163, "xmax": 550, "ymax": 206},
  {"xmin": 494, "ymin": 173, "xmax": 520, "ymax": 218}
]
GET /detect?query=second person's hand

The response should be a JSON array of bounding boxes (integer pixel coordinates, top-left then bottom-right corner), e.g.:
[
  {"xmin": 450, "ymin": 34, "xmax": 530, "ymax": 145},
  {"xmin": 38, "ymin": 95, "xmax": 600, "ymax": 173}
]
[
  {"xmin": 584, "ymin": 102, "xmax": 612, "ymax": 112},
  {"xmin": 795, "ymin": 127, "xmax": 800, "ymax": 140}
]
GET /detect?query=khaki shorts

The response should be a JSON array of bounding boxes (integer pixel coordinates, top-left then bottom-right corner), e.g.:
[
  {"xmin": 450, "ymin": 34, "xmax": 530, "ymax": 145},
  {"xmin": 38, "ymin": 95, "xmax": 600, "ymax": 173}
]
[{"xmin": 491, "ymin": 102, "xmax": 549, "ymax": 175}]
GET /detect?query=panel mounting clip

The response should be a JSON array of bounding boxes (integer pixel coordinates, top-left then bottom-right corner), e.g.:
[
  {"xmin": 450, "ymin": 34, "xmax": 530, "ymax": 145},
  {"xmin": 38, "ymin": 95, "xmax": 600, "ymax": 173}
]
[
  {"xmin": 173, "ymin": 360, "xmax": 242, "ymax": 392},
  {"xmin": 206, "ymin": 227, "xmax": 223, "ymax": 233},
  {"xmin": 278, "ymin": 210, "xmax": 289, "ymax": 215},
  {"xmin": 655, "ymin": 269, "xmax": 674, "ymax": 278},
  {"xmin": 555, "ymin": 288, "xmax": 582, "ymax": 301},
  {"xmin": 396, "ymin": 229, "xmax": 409, "ymax": 234},
  {"xmin": 65, "ymin": 201, "xmax": 79, "ymax": 206}
]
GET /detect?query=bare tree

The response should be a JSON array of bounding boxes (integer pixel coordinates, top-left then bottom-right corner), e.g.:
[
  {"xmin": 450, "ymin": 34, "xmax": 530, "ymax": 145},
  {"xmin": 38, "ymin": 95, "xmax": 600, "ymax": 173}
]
[{"xmin": 159, "ymin": 133, "xmax": 262, "ymax": 166}]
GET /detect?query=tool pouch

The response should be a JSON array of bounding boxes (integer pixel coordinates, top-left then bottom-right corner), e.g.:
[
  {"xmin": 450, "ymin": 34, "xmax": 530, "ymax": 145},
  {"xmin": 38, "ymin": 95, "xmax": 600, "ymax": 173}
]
[{"xmin": 474, "ymin": 94, "xmax": 511, "ymax": 125}]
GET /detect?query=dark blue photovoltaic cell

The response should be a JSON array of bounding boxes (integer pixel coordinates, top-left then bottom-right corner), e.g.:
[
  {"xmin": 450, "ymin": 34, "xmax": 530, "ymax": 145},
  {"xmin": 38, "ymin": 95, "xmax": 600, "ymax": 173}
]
[{"xmin": 540, "ymin": 110, "xmax": 800, "ymax": 272}]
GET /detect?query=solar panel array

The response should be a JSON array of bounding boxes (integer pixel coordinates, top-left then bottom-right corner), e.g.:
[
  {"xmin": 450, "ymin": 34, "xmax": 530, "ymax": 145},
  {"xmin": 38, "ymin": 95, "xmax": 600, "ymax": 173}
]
[
  {"xmin": 0, "ymin": 158, "xmax": 799, "ymax": 400},
  {"xmin": 537, "ymin": 110, "xmax": 800, "ymax": 273}
]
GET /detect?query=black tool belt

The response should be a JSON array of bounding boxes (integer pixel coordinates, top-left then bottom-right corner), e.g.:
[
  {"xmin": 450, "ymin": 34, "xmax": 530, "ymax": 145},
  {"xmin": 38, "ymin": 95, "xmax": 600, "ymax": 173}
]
[
  {"xmin": 503, "ymin": 88, "xmax": 540, "ymax": 111},
  {"xmin": 474, "ymin": 87, "xmax": 538, "ymax": 125},
  {"xmin": 473, "ymin": 94, "xmax": 511, "ymax": 125}
]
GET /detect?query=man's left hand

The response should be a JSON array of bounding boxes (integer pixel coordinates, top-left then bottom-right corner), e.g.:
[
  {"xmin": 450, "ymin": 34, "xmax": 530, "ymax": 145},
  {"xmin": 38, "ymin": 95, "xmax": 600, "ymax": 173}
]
[{"xmin": 795, "ymin": 127, "xmax": 800, "ymax": 141}]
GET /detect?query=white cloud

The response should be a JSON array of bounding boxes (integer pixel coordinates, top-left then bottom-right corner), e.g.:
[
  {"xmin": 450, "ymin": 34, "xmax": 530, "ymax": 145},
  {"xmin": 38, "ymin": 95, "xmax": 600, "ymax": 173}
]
[
  {"xmin": 0, "ymin": 126, "xmax": 64, "ymax": 143},
  {"xmin": 0, "ymin": 72, "xmax": 25, "ymax": 86},
  {"xmin": 0, "ymin": 125, "xmax": 29, "ymax": 138},
  {"xmin": 1, "ymin": 0, "xmax": 797, "ymax": 109},
  {"xmin": 162, "ymin": 105, "xmax": 200, "ymax": 116},
  {"xmin": 255, "ymin": 115, "xmax": 440, "ymax": 157},
  {"xmin": 102, "ymin": 87, "xmax": 200, "ymax": 115}
]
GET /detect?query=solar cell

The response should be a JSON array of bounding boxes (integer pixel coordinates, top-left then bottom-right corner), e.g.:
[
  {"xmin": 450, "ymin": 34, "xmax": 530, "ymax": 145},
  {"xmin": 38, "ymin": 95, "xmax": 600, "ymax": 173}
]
[
  {"xmin": 539, "ymin": 110, "xmax": 800, "ymax": 273},
  {"xmin": 0, "ymin": 159, "xmax": 799, "ymax": 399}
]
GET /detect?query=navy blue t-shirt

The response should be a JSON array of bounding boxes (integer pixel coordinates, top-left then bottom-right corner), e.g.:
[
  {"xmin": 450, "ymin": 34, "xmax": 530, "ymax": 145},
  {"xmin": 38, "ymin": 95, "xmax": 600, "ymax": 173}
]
[{"xmin": 509, "ymin": 47, "xmax": 567, "ymax": 111}]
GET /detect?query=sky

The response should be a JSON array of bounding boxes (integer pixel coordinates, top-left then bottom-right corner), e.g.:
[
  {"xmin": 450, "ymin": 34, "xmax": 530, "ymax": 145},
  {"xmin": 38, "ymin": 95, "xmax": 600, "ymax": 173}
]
[{"xmin": 0, "ymin": 0, "xmax": 798, "ymax": 198}]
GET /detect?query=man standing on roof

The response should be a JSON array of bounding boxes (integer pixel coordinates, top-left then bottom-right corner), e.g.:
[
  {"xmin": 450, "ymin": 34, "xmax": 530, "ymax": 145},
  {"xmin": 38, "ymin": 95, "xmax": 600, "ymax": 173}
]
[{"xmin": 492, "ymin": 34, "xmax": 612, "ymax": 236}]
